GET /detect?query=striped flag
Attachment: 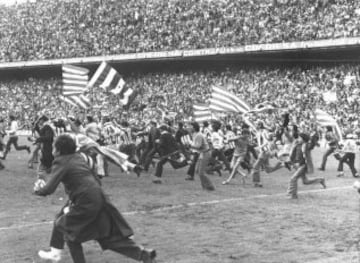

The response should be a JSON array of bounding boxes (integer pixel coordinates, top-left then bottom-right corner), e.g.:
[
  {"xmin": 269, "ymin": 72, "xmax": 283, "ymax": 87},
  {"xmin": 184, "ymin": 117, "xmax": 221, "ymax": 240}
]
[
  {"xmin": 121, "ymin": 89, "xmax": 138, "ymax": 108},
  {"xmin": 59, "ymin": 94, "xmax": 91, "ymax": 110},
  {"xmin": 88, "ymin": 61, "xmax": 136, "ymax": 106},
  {"xmin": 209, "ymin": 86, "xmax": 250, "ymax": 113},
  {"xmin": 181, "ymin": 134, "xmax": 193, "ymax": 146},
  {"xmin": 88, "ymin": 61, "xmax": 126, "ymax": 94},
  {"xmin": 62, "ymin": 65, "xmax": 89, "ymax": 95},
  {"xmin": 193, "ymin": 103, "xmax": 212, "ymax": 122},
  {"xmin": 314, "ymin": 109, "xmax": 343, "ymax": 141},
  {"xmin": 72, "ymin": 133, "xmax": 136, "ymax": 172},
  {"xmin": 61, "ymin": 65, "xmax": 91, "ymax": 109}
]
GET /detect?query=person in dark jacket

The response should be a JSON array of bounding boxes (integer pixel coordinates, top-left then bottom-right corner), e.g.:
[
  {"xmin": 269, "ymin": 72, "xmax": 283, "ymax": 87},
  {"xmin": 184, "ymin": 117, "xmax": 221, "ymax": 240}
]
[
  {"xmin": 34, "ymin": 134, "xmax": 156, "ymax": 263},
  {"xmin": 141, "ymin": 120, "xmax": 161, "ymax": 171},
  {"xmin": 35, "ymin": 115, "xmax": 55, "ymax": 179},
  {"xmin": 151, "ymin": 125, "xmax": 188, "ymax": 184},
  {"xmin": 287, "ymin": 133, "xmax": 326, "ymax": 199}
]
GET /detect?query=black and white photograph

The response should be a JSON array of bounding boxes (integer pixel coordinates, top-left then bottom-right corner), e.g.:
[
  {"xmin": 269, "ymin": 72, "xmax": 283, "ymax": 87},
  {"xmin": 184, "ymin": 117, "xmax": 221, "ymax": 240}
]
[{"xmin": 1, "ymin": 0, "xmax": 360, "ymax": 262}]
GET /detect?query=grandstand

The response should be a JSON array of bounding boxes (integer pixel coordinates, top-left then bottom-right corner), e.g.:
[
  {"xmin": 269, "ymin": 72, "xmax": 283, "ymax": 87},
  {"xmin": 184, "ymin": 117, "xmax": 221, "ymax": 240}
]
[
  {"xmin": 1, "ymin": 0, "xmax": 360, "ymax": 62},
  {"xmin": 0, "ymin": 0, "xmax": 360, "ymax": 132},
  {"xmin": 2, "ymin": 1, "xmax": 360, "ymax": 263}
]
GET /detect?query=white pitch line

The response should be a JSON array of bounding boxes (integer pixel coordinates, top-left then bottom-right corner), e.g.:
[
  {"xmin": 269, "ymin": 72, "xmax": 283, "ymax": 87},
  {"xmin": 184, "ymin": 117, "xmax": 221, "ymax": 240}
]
[{"xmin": 0, "ymin": 185, "xmax": 352, "ymax": 232}]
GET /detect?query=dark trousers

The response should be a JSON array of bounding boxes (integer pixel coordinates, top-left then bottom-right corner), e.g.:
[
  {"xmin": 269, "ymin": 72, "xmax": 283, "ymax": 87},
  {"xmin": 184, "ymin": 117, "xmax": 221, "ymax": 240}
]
[
  {"xmin": 320, "ymin": 147, "xmax": 336, "ymax": 170},
  {"xmin": 154, "ymin": 155, "xmax": 188, "ymax": 178},
  {"xmin": 50, "ymin": 223, "xmax": 143, "ymax": 263},
  {"xmin": 3, "ymin": 136, "xmax": 28, "ymax": 159},
  {"xmin": 248, "ymin": 144, "xmax": 258, "ymax": 160},
  {"xmin": 5, "ymin": 136, "xmax": 28, "ymax": 152},
  {"xmin": 206, "ymin": 155, "xmax": 223, "ymax": 174},
  {"xmin": 120, "ymin": 144, "xmax": 137, "ymax": 163},
  {"xmin": 211, "ymin": 148, "xmax": 231, "ymax": 171},
  {"xmin": 178, "ymin": 143, "xmax": 191, "ymax": 160},
  {"xmin": 337, "ymin": 152, "xmax": 357, "ymax": 176},
  {"xmin": 143, "ymin": 147, "xmax": 158, "ymax": 171},
  {"xmin": 224, "ymin": 148, "xmax": 234, "ymax": 162},
  {"xmin": 135, "ymin": 140, "xmax": 146, "ymax": 163},
  {"xmin": 0, "ymin": 134, "xmax": 4, "ymax": 151}
]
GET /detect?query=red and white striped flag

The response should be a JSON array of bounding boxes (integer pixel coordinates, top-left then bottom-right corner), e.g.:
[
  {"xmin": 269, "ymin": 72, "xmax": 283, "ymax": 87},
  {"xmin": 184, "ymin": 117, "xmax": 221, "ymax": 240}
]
[
  {"xmin": 315, "ymin": 109, "xmax": 343, "ymax": 141},
  {"xmin": 193, "ymin": 103, "xmax": 212, "ymax": 122},
  {"xmin": 209, "ymin": 86, "xmax": 250, "ymax": 113},
  {"xmin": 60, "ymin": 65, "xmax": 91, "ymax": 109}
]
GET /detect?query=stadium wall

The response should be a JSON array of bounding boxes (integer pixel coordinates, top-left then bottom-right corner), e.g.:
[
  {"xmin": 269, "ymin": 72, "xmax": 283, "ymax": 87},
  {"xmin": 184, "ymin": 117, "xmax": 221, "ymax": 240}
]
[{"xmin": 1, "ymin": 37, "xmax": 360, "ymax": 80}]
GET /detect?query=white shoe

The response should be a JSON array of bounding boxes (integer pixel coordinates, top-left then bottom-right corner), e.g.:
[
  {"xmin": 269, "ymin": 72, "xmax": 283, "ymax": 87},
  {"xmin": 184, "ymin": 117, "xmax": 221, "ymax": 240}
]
[{"xmin": 38, "ymin": 247, "xmax": 62, "ymax": 262}]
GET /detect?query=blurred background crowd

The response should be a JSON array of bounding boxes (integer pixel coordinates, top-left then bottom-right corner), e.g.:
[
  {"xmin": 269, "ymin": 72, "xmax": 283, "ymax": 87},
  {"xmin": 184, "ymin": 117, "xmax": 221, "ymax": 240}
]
[
  {"xmin": 0, "ymin": 0, "xmax": 359, "ymax": 133},
  {"xmin": 1, "ymin": 63, "xmax": 360, "ymax": 131}
]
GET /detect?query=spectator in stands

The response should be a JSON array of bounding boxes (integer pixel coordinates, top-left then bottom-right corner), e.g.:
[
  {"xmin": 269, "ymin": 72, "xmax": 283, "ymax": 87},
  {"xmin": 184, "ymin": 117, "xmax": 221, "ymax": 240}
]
[{"xmin": 1, "ymin": 0, "xmax": 360, "ymax": 62}]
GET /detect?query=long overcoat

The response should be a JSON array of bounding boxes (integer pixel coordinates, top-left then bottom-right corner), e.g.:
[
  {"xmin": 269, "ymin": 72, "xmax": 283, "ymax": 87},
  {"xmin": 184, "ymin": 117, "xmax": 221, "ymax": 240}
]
[{"xmin": 36, "ymin": 153, "xmax": 134, "ymax": 244}]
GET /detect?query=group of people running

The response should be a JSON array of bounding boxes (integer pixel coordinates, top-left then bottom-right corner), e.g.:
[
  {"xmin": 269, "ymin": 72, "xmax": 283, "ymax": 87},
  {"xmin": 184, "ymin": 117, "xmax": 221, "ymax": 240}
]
[{"xmin": 0, "ymin": 109, "xmax": 358, "ymax": 263}]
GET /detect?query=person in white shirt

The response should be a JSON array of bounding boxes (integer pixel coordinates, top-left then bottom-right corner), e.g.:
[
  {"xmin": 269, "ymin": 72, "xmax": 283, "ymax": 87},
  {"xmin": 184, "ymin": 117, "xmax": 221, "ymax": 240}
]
[
  {"xmin": 1, "ymin": 114, "xmax": 30, "ymax": 160},
  {"xmin": 210, "ymin": 121, "xmax": 231, "ymax": 172},
  {"xmin": 336, "ymin": 133, "xmax": 359, "ymax": 178}
]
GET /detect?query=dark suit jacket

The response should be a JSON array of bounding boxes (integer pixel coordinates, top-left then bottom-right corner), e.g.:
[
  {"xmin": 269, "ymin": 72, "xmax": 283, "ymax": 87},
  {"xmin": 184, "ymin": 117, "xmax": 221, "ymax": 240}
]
[
  {"xmin": 36, "ymin": 153, "xmax": 133, "ymax": 243},
  {"xmin": 148, "ymin": 126, "xmax": 161, "ymax": 148},
  {"xmin": 35, "ymin": 124, "xmax": 54, "ymax": 168},
  {"xmin": 158, "ymin": 132, "xmax": 179, "ymax": 157},
  {"xmin": 175, "ymin": 128, "xmax": 189, "ymax": 144}
]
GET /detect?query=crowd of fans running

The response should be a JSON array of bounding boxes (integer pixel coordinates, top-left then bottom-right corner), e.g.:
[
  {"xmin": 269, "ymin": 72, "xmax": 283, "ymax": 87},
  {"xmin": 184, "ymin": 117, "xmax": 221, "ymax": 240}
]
[
  {"xmin": 1, "ymin": 0, "xmax": 360, "ymax": 62},
  {"xmin": 1, "ymin": 63, "xmax": 360, "ymax": 132}
]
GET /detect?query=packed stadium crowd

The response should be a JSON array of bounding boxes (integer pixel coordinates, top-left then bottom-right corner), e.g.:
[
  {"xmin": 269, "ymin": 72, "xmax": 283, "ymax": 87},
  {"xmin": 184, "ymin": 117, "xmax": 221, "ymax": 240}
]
[
  {"xmin": 1, "ymin": 0, "xmax": 360, "ymax": 62},
  {"xmin": 1, "ymin": 63, "xmax": 359, "ymax": 132}
]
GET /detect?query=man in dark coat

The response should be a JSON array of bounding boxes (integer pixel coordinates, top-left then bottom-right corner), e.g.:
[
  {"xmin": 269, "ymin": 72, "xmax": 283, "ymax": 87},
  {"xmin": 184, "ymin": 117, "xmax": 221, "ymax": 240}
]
[
  {"xmin": 151, "ymin": 125, "xmax": 188, "ymax": 184},
  {"xmin": 141, "ymin": 120, "xmax": 161, "ymax": 171},
  {"xmin": 35, "ymin": 115, "xmax": 55, "ymax": 179},
  {"xmin": 34, "ymin": 134, "xmax": 156, "ymax": 263}
]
